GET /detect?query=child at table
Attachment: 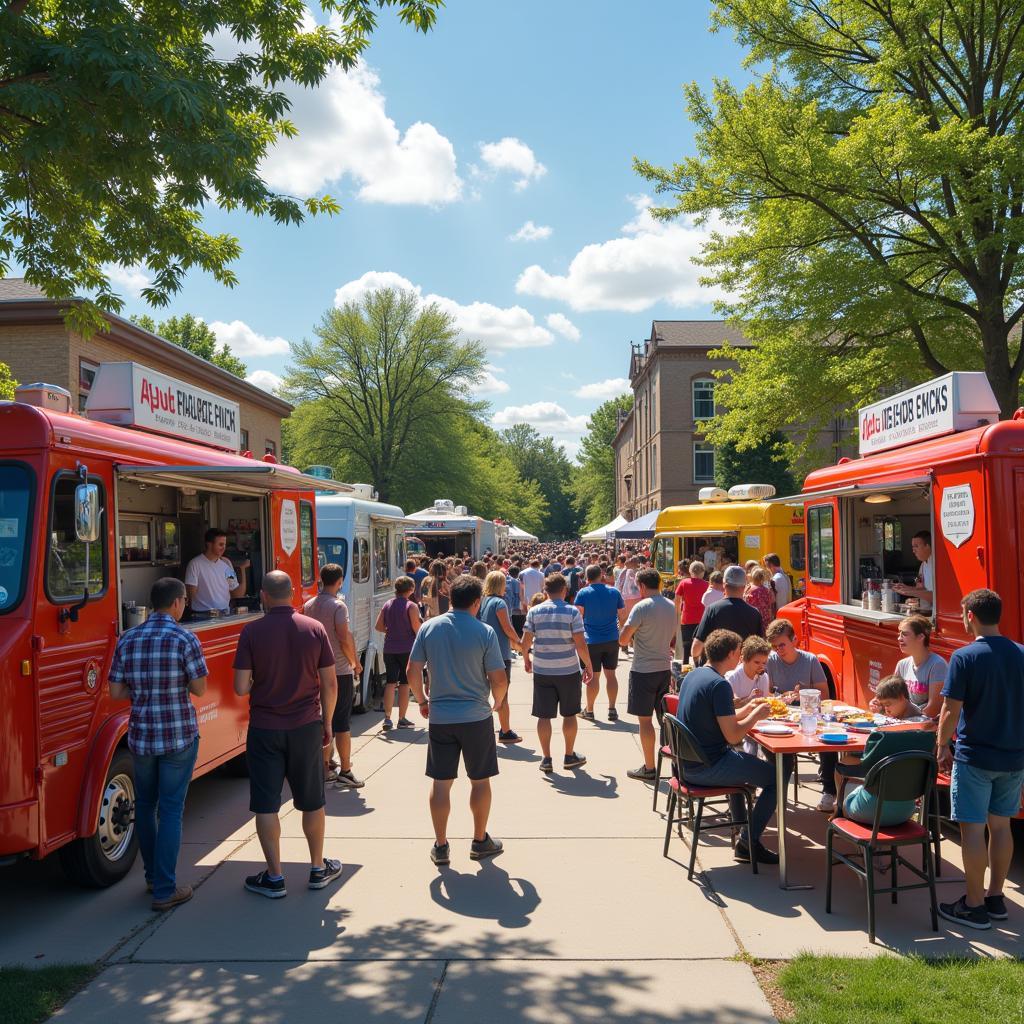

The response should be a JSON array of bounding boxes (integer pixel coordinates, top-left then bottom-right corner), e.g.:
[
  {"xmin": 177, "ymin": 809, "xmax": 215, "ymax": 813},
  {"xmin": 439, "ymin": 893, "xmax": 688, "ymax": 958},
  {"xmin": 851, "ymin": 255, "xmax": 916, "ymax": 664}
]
[
  {"xmin": 867, "ymin": 674, "xmax": 931, "ymax": 723},
  {"xmin": 726, "ymin": 636, "xmax": 774, "ymax": 758}
]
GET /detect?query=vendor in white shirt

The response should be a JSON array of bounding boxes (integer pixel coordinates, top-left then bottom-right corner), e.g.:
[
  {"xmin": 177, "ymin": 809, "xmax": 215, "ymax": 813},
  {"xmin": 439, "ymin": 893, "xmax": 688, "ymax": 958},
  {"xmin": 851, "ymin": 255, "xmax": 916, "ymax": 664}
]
[
  {"xmin": 184, "ymin": 528, "xmax": 249, "ymax": 616},
  {"xmin": 893, "ymin": 530, "xmax": 934, "ymax": 612}
]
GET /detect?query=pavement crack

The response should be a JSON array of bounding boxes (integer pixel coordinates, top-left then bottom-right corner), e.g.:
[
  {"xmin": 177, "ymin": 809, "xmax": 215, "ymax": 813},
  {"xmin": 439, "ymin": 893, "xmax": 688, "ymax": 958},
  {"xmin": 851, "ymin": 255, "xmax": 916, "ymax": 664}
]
[{"xmin": 422, "ymin": 958, "xmax": 449, "ymax": 1024}]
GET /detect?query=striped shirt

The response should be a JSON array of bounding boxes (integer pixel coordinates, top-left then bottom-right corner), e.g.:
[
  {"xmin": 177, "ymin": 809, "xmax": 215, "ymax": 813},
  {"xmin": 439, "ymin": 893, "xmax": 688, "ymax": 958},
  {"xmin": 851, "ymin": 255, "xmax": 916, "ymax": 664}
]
[
  {"xmin": 108, "ymin": 612, "xmax": 208, "ymax": 756},
  {"xmin": 524, "ymin": 598, "xmax": 584, "ymax": 675}
]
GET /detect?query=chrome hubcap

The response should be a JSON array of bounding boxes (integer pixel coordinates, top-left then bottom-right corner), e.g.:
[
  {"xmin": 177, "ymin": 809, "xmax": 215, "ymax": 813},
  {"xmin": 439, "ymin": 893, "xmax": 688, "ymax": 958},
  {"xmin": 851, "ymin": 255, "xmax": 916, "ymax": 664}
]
[{"xmin": 97, "ymin": 772, "xmax": 135, "ymax": 862}]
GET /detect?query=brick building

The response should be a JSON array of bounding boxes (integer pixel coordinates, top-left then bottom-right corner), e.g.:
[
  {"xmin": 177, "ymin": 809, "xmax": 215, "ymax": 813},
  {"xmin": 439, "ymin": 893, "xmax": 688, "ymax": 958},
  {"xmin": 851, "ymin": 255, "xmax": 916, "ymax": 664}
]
[
  {"xmin": 613, "ymin": 320, "xmax": 851, "ymax": 519},
  {"xmin": 0, "ymin": 279, "xmax": 291, "ymax": 455}
]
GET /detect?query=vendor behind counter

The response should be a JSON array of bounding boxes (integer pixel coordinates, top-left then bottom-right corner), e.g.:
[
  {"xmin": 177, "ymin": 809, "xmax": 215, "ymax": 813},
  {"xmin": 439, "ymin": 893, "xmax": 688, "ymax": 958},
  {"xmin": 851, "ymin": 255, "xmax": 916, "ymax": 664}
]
[{"xmin": 185, "ymin": 527, "xmax": 250, "ymax": 618}]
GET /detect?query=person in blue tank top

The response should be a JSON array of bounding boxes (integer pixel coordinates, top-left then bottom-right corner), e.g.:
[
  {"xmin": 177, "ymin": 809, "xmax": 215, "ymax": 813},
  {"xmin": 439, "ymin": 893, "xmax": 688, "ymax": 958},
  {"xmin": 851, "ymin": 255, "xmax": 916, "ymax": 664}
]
[{"xmin": 480, "ymin": 570, "xmax": 523, "ymax": 744}]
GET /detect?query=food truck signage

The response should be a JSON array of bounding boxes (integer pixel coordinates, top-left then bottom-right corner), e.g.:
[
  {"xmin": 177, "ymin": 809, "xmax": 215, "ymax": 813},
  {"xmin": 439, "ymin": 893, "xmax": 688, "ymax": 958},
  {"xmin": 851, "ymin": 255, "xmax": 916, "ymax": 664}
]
[
  {"xmin": 86, "ymin": 361, "xmax": 241, "ymax": 451},
  {"xmin": 858, "ymin": 372, "xmax": 1000, "ymax": 456},
  {"xmin": 280, "ymin": 500, "xmax": 298, "ymax": 555},
  {"xmin": 940, "ymin": 483, "xmax": 975, "ymax": 548}
]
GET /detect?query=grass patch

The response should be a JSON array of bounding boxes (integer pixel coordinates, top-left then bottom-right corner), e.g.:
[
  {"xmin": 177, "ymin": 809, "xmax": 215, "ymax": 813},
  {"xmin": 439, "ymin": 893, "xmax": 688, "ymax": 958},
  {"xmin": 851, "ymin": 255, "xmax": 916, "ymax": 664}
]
[
  {"xmin": 0, "ymin": 965, "xmax": 97, "ymax": 1024},
  {"xmin": 774, "ymin": 954, "xmax": 1024, "ymax": 1024}
]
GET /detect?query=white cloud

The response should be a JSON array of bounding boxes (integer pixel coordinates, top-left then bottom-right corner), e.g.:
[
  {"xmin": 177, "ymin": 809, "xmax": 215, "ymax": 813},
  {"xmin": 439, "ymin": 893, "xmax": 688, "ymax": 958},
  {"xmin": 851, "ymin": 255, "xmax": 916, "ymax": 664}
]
[
  {"xmin": 475, "ymin": 364, "xmax": 511, "ymax": 396},
  {"xmin": 492, "ymin": 401, "xmax": 588, "ymax": 460},
  {"xmin": 103, "ymin": 263, "xmax": 152, "ymax": 299},
  {"xmin": 333, "ymin": 270, "xmax": 555, "ymax": 352},
  {"xmin": 259, "ymin": 61, "xmax": 462, "ymax": 205},
  {"xmin": 510, "ymin": 220, "xmax": 553, "ymax": 242},
  {"xmin": 546, "ymin": 312, "xmax": 580, "ymax": 342},
  {"xmin": 574, "ymin": 377, "xmax": 631, "ymax": 400},
  {"xmin": 478, "ymin": 137, "xmax": 547, "ymax": 190},
  {"xmin": 210, "ymin": 319, "xmax": 291, "ymax": 357},
  {"xmin": 246, "ymin": 369, "xmax": 284, "ymax": 395},
  {"xmin": 515, "ymin": 195, "xmax": 727, "ymax": 312}
]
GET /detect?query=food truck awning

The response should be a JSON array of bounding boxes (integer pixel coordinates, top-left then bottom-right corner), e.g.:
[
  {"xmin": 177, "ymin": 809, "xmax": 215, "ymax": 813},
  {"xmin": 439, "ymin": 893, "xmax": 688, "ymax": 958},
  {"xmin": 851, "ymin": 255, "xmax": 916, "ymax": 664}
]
[
  {"xmin": 115, "ymin": 463, "xmax": 355, "ymax": 494},
  {"xmin": 656, "ymin": 529, "xmax": 740, "ymax": 539},
  {"xmin": 768, "ymin": 477, "xmax": 931, "ymax": 505}
]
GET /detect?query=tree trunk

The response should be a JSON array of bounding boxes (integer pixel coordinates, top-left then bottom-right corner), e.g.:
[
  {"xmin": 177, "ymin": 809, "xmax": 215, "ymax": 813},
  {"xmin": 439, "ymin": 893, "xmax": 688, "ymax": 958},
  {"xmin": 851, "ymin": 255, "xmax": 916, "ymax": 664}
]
[{"xmin": 978, "ymin": 318, "xmax": 1020, "ymax": 419}]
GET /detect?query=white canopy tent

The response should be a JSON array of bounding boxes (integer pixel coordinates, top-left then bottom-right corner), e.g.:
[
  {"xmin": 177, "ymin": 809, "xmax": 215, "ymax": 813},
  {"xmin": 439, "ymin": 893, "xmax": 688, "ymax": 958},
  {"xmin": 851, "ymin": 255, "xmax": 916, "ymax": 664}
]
[
  {"xmin": 508, "ymin": 524, "xmax": 538, "ymax": 541},
  {"xmin": 580, "ymin": 514, "xmax": 628, "ymax": 542}
]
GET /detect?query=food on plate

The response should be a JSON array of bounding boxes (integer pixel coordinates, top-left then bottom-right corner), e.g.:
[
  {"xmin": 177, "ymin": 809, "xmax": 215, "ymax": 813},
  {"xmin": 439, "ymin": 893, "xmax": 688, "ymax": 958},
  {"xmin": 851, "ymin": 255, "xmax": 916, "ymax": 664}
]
[{"xmin": 757, "ymin": 697, "xmax": 789, "ymax": 718}]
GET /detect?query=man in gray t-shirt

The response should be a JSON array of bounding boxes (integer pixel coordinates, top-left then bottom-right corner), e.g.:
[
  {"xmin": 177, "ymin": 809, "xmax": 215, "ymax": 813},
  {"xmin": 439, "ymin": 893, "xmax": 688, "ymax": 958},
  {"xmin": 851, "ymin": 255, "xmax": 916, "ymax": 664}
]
[{"xmin": 619, "ymin": 569, "xmax": 678, "ymax": 782}]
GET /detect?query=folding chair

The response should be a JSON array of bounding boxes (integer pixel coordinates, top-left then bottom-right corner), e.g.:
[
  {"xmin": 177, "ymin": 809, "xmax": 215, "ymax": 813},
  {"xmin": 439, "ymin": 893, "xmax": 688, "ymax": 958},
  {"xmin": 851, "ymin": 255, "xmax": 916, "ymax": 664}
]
[{"xmin": 652, "ymin": 692, "xmax": 679, "ymax": 812}]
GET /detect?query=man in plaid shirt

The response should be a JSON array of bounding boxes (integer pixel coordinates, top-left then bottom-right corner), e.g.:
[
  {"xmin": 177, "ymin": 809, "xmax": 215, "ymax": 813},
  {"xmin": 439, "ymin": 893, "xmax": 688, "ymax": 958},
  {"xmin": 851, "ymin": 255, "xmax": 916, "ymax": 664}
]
[{"xmin": 109, "ymin": 577, "xmax": 208, "ymax": 911}]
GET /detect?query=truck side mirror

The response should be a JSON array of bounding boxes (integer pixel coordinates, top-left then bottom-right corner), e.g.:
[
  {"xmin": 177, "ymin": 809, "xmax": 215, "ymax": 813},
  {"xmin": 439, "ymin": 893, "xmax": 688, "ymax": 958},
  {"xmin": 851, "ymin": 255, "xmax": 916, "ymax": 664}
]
[{"xmin": 74, "ymin": 483, "xmax": 101, "ymax": 543}]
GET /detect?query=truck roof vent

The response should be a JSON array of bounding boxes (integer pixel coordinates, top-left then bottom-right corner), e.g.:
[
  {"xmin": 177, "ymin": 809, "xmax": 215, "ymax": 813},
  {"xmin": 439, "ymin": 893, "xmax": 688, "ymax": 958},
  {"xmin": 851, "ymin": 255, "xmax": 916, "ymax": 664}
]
[
  {"xmin": 454, "ymin": 505, "xmax": 468, "ymax": 515},
  {"xmin": 433, "ymin": 499, "xmax": 455, "ymax": 512},
  {"xmin": 727, "ymin": 483, "xmax": 776, "ymax": 501},
  {"xmin": 697, "ymin": 487, "xmax": 729, "ymax": 503},
  {"xmin": 349, "ymin": 483, "xmax": 378, "ymax": 500},
  {"xmin": 14, "ymin": 382, "xmax": 72, "ymax": 414}
]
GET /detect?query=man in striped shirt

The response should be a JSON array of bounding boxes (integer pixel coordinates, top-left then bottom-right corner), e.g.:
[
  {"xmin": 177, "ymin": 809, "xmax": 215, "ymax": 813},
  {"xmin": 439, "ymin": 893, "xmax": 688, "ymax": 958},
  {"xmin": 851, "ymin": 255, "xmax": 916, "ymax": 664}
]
[{"xmin": 522, "ymin": 573, "xmax": 594, "ymax": 773}]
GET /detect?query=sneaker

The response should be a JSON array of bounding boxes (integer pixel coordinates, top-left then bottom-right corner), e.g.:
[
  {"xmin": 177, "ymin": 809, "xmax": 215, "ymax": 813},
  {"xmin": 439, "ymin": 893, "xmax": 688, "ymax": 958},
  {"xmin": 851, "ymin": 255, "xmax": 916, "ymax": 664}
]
[
  {"xmin": 308, "ymin": 858, "xmax": 343, "ymax": 890},
  {"xmin": 430, "ymin": 842, "xmax": 451, "ymax": 866},
  {"xmin": 470, "ymin": 834, "xmax": 504, "ymax": 860},
  {"xmin": 939, "ymin": 895, "xmax": 992, "ymax": 930},
  {"xmin": 397, "ymin": 717, "xmax": 415, "ymax": 729},
  {"xmin": 381, "ymin": 718, "xmax": 394, "ymax": 732},
  {"xmin": 816, "ymin": 794, "xmax": 836, "ymax": 813},
  {"xmin": 498, "ymin": 730, "xmax": 523, "ymax": 743},
  {"xmin": 607, "ymin": 708, "xmax": 619, "ymax": 721},
  {"xmin": 626, "ymin": 765, "xmax": 657, "ymax": 782},
  {"xmin": 324, "ymin": 769, "xmax": 340, "ymax": 785},
  {"xmin": 333, "ymin": 768, "xmax": 364, "ymax": 789},
  {"xmin": 563, "ymin": 751, "xmax": 587, "ymax": 769},
  {"xmin": 734, "ymin": 842, "xmax": 780, "ymax": 865},
  {"xmin": 985, "ymin": 893, "xmax": 1009, "ymax": 920},
  {"xmin": 579, "ymin": 710, "xmax": 596, "ymax": 722},
  {"xmin": 539, "ymin": 756, "xmax": 554, "ymax": 773},
  {"xmin": 151, "ymin": 885, "xmax": 193, "ymax": 912},
  {"xmin": 245, "ymin": 871, "xmax": 287, "ymax": 899}
]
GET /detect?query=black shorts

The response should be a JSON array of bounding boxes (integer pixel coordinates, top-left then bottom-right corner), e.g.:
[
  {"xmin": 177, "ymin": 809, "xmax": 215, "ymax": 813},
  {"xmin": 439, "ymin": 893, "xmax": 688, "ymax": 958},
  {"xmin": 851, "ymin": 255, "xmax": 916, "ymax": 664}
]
[
  {"xmin": 588, "ymin": 640, "xmax": 620, "ymax": 671},
  {"xmin": 532, "ymin": 672, "xmax": 583, "ymax": 719},
  {"xmin": 331, "ymin": 673, "xmax": 354, "ymax": 734},
  {"xmin": 511, "ymin": 612, "xmax": 526, "ymax": 634},
  {"xmin": 246, "ymin": 720, "xmax": 325, "ymax": 814},
  {"xmin": 384, "ymin": 652, "xmax": 410, "ymax": 686},
  {"xmin": 426, "ymin": 718, "xmax": 499, "ymax": 781},
  {"xmin": 627, "ymin": 669, "xmax": 671, "ymax": 717}
]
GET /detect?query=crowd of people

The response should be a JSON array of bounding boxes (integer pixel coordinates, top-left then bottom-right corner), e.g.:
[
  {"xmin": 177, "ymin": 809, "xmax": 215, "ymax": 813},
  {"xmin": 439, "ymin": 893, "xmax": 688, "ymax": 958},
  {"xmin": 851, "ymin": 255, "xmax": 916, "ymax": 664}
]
[{"xmin": 108, "ymin": 537, "xmax": 1023, "ymax": 935}]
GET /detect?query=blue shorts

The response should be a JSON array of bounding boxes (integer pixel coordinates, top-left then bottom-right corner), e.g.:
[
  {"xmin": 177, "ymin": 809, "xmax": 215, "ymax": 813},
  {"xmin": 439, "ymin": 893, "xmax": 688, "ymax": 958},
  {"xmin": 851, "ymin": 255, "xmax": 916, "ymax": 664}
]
[{"xmin": 950, "ymin": 762, "xmax": 1024, "ymax": 823}]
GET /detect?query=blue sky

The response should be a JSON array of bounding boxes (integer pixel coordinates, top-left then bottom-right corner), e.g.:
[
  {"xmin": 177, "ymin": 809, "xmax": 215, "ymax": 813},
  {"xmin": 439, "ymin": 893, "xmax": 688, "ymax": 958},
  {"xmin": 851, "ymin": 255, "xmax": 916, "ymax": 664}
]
[{"xmin": 108, "ymin": 1, "xmax": 753, "ymax": 458}]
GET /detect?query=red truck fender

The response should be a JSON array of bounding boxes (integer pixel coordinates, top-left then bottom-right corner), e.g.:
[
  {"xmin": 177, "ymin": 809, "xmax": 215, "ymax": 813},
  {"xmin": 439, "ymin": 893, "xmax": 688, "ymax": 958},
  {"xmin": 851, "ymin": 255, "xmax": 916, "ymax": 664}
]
[{"xmin": 75, "ymin": 711, "xmax": 130, "ymax": 837}]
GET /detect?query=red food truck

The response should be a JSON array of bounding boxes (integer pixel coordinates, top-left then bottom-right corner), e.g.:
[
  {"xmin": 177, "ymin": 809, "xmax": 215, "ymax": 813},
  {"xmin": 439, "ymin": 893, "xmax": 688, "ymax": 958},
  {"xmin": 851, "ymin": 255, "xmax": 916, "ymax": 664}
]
[
  {"xmin": 779, "ymin": 371, "xmax": 1024, "ymax": 709},
  {"xmin": 0, "ymin": 364, "xmax": 351, "ymax": 886}
]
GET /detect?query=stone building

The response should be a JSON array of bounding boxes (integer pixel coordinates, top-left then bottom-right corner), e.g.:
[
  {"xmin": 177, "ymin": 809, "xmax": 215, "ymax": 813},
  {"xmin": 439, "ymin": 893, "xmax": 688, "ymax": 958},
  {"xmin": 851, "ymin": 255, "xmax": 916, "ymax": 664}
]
[
  {"xmin": 612, "ymin": 320, "xmax": 851, "ymax": 519},
  {"xmin": 0, "ymin": 278, "xmax": 291, "ymax": 455}
]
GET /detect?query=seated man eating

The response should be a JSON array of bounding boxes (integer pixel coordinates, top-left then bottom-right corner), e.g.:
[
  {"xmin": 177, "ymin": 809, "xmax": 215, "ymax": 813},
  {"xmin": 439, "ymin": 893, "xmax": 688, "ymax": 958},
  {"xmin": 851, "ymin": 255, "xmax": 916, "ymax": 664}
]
[{"xmin": 677, "ymin": 628, "xmax": 779, "ymax": 865}]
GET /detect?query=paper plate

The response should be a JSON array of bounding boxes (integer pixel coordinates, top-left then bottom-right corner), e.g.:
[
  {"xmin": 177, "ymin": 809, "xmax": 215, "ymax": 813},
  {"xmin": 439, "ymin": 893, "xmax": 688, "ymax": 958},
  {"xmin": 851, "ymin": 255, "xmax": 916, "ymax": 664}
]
[
  {"xmin": 754, "ymin": 723, "xmax": 795, "ymax": 736},
  {"xmin": 820, "ymin": 734, "xmax": 851, "ymax": 745}
]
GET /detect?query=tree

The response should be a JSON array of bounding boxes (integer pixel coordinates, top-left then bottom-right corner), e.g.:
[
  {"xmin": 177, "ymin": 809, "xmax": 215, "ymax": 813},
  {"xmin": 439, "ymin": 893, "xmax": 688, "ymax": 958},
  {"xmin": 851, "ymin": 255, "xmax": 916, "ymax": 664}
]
[
  {"xmin": 500, "ymin": 424, "xmax": 580, "ymax": 538},
  {"xmin": 0, "ymin": 1, "xmax": 441, "ymax": 334},
  {"xmin": 572, "ymin": 393, "xmax": 632, "ymax": 533},
  {"xmin": 715, "ymin": 432, "xmax": 796, "ymax": 496},
  {"xmin": 637, "ymin": 1, "xmax": 1024, "ymax": 463},
  {"xmin": 0, "ymin": 360, "xmax": 16, "ymax": 400},
  {"xmin": 283, "ymin": 287, "xmax": 487, "ymax": 504},
  {"xmin": 134, "ymin": 313, "xmax": 248, "ymax": 378}
]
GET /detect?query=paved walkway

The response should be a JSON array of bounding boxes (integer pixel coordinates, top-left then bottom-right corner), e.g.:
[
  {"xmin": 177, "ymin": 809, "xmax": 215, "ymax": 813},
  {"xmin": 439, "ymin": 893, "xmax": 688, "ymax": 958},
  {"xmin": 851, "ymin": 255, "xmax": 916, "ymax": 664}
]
[{"xmin": 3, "ymin": 658, "xmax": 1021, "ymax": 1022}]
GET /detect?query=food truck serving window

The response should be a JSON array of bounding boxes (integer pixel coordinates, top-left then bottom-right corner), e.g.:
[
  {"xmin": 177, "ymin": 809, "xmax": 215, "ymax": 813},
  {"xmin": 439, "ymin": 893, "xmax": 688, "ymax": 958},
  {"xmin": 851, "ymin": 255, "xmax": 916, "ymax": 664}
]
[
  {"xmin": 0, "ymin": 463, "xmax": 33, "ymax": 614},
  {"xmin": 46, "ymin": 473, "xmax": 108, "ymax": 602},
  {"xmin": 807, "ymin": 505, "xmax": 834, "ymax": 584},
  {"xmin": 299, "ymin": 501, "xmax": 315, "ymax": 586},
  {"xmin": 374, "ymin": 526, "xmax": 391, "ymax": 588}
]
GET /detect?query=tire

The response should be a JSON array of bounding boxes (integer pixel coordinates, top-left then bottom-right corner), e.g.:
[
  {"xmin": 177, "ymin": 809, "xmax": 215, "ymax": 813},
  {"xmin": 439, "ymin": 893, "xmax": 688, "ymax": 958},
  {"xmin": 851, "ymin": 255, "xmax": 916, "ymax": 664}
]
[
  {"xmin": 351, "ymin": 651, "xmax": 371, "ymax": 714},
  {"xmin": 59, "ymin": 748, "xmax": 138, "ymax": 888}
]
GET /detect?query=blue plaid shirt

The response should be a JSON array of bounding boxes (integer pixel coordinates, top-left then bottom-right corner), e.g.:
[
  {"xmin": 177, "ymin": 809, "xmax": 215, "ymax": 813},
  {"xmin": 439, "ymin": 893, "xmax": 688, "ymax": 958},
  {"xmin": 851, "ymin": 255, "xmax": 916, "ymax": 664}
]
[{"xmin": 108, "ymin": 612, "xmax": 208, "ymax": 756}]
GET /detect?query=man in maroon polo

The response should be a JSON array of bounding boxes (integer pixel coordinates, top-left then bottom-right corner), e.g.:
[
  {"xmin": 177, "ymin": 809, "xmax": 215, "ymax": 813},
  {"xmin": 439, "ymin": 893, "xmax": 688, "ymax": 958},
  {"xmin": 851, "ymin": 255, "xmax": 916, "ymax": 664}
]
[{"xmin": 233, "ymin": 570, "xmax": 341, "ymax": 898}]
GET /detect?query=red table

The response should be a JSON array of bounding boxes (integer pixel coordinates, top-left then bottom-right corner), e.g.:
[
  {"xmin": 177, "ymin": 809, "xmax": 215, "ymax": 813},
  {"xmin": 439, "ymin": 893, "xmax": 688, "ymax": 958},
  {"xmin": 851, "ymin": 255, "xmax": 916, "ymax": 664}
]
[{"xmin": 752, "ymin": 722, "xmax": 933, "ymax": 890}]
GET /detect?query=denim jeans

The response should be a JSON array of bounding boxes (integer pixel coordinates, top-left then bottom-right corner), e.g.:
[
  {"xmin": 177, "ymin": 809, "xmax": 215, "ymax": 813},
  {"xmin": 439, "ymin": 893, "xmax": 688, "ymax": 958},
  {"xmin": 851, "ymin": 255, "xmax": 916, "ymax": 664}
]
[
  {"xmin": 133, "ymin": 737, "xmax": 199, "ymax": 901},
  {"xmin": 685, "ymin": 748, "xmax": 780, "ymax": 846}
]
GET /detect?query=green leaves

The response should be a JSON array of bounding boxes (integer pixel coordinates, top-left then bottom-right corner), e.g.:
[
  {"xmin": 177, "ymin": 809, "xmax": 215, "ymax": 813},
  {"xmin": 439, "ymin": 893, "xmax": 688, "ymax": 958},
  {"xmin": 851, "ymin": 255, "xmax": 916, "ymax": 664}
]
[
  {"xmin": 132, "ymin": 312, "xmax": 248, "ymax": 377},
  {"xmin": 0, "ymin": 1, "xmax": 442, "ymax": 325},
  {"xmin": 0, "ymin": 360, "xmax": 17, "ymax": 401}
]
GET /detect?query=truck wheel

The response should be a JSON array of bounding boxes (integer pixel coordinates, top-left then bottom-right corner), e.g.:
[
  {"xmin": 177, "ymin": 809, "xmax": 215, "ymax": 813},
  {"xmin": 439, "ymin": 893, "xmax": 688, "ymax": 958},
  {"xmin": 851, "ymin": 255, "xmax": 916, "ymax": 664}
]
[
  {"xmin": 58, "ymin": 749, "xmax": 138, "ymax": 888},
  {"xmin": 352, "ymin": 651, "xmax": 370, "ymax": 714}
]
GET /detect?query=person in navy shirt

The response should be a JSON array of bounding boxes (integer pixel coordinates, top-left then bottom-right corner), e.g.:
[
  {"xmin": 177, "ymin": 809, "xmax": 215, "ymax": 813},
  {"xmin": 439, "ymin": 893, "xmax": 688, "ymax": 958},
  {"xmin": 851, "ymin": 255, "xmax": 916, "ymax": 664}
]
[
  {"xmin": 575, "ymin": 564, "xmax": 626, "ymax": 722},
  {"xmin": 937, "ymin": 588, "xmax": 1024, "ymax": 931}
]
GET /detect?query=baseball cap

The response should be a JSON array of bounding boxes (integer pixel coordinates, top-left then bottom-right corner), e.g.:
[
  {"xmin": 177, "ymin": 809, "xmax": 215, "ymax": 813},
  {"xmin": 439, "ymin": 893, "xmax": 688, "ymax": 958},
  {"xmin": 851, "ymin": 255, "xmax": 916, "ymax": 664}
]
[{"xmin": 723, "ymin": 565, "xmax": 748, "ymax": 587}]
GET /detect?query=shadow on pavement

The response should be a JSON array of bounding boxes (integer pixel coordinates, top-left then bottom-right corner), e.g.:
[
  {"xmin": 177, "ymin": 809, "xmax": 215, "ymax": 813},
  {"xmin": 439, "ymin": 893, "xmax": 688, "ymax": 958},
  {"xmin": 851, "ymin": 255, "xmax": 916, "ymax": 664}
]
[
  {"xmin": 429, "ymin": 859, "xmax": 541, "ymax": 928},
  {"xmin": 544, "ymin": 770, "xmax": 619, "ymax": 799}
]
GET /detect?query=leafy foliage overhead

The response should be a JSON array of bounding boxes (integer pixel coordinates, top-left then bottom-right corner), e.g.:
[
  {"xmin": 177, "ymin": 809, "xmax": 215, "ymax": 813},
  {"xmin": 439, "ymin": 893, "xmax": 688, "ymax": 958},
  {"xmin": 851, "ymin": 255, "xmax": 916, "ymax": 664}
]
[
  {"xmin": 0, "ymin": 1, "xmax": 441, "ymax": 334},
  {"xmin": 133, "ymin": 313, "xmax": 247, "ymax": 378}
]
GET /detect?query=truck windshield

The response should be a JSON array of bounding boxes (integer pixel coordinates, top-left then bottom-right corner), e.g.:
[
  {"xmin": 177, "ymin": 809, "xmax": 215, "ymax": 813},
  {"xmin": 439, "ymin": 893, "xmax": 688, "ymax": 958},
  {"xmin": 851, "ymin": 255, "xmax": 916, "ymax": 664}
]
[
  {"xmin": 317, "ymin": 536, "xmax": 348, "ymax": 576},
  {"xmin": 0, "ymin": 464, "xmax": 33, "ymax": 614}
]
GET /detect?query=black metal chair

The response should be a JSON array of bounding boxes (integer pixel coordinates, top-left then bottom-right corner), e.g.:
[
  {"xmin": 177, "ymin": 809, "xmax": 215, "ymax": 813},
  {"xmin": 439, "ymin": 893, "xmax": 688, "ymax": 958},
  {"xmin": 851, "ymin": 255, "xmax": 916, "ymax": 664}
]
[
  {"xmin": 652, "ymin": 693, "xmax": 679, "ymax": 812},
  {"xmin": 662, "ymin": 714, "xmax": 757, "ymax": 880},
  {"xmin": 826, "ymin": 747, "xmax": 939, "ymax": 944}
]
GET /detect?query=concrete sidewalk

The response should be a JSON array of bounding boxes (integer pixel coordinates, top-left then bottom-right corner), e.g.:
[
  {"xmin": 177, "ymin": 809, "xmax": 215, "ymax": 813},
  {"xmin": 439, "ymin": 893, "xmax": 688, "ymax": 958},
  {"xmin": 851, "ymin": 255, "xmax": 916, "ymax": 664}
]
[{"xmin": 3, "ymin": 657, "xmax": 1021, "ymax": 1022}]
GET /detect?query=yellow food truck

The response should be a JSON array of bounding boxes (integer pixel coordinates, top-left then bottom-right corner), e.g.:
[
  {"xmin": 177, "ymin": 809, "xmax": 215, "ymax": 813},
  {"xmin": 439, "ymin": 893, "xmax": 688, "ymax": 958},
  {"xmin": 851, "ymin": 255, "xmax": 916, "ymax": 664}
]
[{"xmin": 650, "ymin": 484, "xmax": 806, "ymax": 597}]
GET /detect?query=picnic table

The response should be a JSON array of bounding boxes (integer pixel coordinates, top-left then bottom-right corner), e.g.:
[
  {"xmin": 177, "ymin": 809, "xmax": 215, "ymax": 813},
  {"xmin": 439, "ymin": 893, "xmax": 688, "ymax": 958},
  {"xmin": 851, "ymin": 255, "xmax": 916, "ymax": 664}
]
[{"xmin": 752, "ymin": 715, "xmax": 935, "ymax": 891}]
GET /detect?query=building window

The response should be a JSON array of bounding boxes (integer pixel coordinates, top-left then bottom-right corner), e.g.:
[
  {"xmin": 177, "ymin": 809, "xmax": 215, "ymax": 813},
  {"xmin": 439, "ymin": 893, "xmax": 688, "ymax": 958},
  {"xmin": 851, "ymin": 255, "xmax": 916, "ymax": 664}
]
[
  {"xmin": 78, "ymin": 358, "xmax": 99, "ymax": 413},
  {"xmin": 240, "ymin": 428, "xmax": 250, "ymax": 452},
  {"xmin": 693, "ymin": 443, "xmax": 715, "ymax": 483},
  {"xmin": 693, "ymin": 379, "xmax": 716, "ymax": 420},
  {"xmin": 651, "ymin": 443, "xmax": 657, "ymax": 487},
  {"xmin": 264, "ymin": 439, "xmax": 276, "ymax": 457}
]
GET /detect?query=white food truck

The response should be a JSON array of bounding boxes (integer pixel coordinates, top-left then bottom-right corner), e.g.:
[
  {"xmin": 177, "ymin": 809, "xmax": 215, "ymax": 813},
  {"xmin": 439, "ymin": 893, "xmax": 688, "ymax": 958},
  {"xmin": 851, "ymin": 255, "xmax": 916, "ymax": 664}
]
[{"xmin": 405, "ymin": 500, "xmax": 508, "ymax": 559}]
